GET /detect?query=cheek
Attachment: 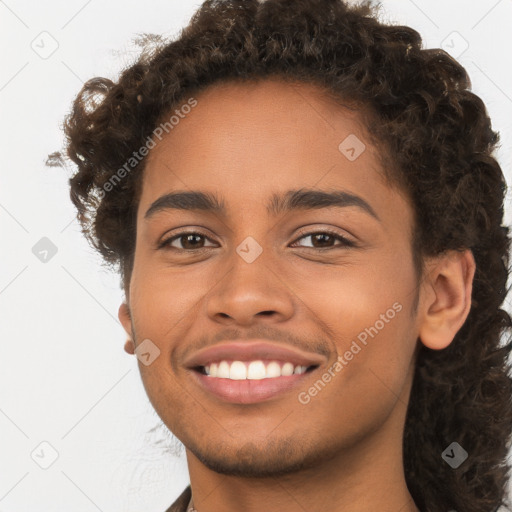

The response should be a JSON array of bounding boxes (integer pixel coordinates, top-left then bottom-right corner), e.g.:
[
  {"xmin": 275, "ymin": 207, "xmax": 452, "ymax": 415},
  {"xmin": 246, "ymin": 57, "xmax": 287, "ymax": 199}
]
[
  {"xmin": 285, "ymin": 245, "xmax": 418, "ymax": 386},
  {"xmin": 127, "ymin": 262, "xmax": 201, "ymax": 420},
  {"xmin": 129, "ymin": 258, "xmax": 210, "ymax": 338},
  {"xmin": 285, "ymin": 243, "xmax": 416, "ymax": 335},
  {"xmin": 290, "ymin": 259, "xmax": 418, "ymax": 437}
]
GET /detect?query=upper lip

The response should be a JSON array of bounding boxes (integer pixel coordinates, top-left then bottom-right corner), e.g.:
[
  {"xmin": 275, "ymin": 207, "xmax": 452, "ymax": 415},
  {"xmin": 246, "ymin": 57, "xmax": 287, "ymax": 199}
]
[{"xmin": 184, "ymin": 340, "xmax": 327, "ymax": 369}]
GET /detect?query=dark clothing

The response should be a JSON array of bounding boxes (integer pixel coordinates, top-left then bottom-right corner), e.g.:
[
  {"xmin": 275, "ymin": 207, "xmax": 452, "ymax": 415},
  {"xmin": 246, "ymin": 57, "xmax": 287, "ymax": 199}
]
[{"xmin": 164, "ymin": 485, "xmax": 192, "ymax": 512}]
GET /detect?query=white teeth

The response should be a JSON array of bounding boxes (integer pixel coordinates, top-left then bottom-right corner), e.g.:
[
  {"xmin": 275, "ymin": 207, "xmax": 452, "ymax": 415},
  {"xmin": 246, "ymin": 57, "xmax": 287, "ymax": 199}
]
[
  {"xmin": 266, "ymin": 361, "xmax": 281, "ymax": 378},
  {"xmin": 203, "ymin": 360, "xmax": 310, "ymax": 379},
  {"xmin": 247, "ymin": 361, "xmax": 266, "ymax": 380},
  {"xmin": 229, "ymin": 361, "xmax": 246, "ymax": 380},
  {"xmin": 217, "ymin": 361, "xmax": 230, "ymax": 378},
  {"xmin": 281, "ymin": 362, "xmax": 294, "ymax": 376}
]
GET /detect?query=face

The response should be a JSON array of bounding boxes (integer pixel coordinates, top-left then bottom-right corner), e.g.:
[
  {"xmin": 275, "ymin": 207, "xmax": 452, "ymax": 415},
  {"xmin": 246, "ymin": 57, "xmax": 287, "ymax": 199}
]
[{"xmin": 120, "ymin": 79, "xmax": 424, "ymax": 477}]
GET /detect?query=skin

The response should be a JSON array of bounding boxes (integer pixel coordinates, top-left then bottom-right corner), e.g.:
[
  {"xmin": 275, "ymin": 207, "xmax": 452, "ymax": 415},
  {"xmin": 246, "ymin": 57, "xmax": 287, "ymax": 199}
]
[{"xmin": 118, "ymin": 79, "xmax": 475, "ymax": 512}]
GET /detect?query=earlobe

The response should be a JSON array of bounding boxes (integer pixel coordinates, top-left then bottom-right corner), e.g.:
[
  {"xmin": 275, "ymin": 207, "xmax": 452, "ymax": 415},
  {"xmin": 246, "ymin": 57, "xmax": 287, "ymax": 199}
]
[
  {"xmin": 118, "ymin": 303, "xmax": 135, "ymax": 354},
  {"xmin": 418, "ymin": 249, "xmax": 476, "ymax": 351},
  {"xmin": 124, "ymin": 338, "xmax": 135, "ymax": 355}
]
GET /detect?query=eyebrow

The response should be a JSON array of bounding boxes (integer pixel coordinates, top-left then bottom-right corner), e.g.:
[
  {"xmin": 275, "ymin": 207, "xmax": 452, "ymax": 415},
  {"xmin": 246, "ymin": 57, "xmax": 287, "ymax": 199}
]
[{"xmin": 144, "ymin": 188, "xmax": 380, "ymax": 222}]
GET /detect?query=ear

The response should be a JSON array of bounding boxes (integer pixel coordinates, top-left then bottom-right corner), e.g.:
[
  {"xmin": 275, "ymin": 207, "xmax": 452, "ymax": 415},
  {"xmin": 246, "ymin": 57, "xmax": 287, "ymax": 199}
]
[
  {"xmin": 118, "ymin": 302, "xmax": 135, "ymax": 355},
  {"xmin": 418, "ymin": 249, "xmax": 476, "ymax": 350}
]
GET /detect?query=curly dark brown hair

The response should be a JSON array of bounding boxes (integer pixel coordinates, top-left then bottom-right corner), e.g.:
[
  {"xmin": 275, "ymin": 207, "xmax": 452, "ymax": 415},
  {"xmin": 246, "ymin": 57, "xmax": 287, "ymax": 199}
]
[{"xmin": 49, "ymin": 0, "xmax": 512, "ymax": 510}]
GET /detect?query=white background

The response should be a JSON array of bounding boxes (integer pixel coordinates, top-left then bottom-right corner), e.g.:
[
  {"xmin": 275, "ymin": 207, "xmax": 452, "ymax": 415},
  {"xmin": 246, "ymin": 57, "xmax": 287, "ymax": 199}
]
[{"xmin": 1, "ymin": 0, "xmax": 511, "ymax": 510}]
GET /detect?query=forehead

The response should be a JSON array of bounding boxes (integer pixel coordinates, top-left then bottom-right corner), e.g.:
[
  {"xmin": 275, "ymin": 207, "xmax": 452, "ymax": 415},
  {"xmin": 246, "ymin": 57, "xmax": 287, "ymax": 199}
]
[
  {"xmin": 138, "ymin": 78, "xmax": 411, "ymax": 227},
  {"xmin": 145, "ymin": 79, "xmax": 369, "ymax": 171}
]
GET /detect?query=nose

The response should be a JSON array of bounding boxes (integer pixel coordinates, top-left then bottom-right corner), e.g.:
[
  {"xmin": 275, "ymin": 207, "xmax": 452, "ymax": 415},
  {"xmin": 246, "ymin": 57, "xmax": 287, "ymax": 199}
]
[{"xmin": 205, "ymin": 246, "xmax": 295, "ymax": 327}]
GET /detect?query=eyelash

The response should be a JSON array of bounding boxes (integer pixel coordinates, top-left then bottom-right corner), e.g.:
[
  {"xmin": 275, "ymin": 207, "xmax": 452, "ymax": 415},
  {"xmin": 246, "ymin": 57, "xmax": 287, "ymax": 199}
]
[{"xmin": 158, "ymin": 229, "xmax": 356, "ymax": 252}]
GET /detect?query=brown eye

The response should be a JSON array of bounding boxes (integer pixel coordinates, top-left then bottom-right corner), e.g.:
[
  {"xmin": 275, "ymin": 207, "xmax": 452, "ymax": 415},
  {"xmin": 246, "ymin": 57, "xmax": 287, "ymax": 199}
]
[
  {"xmin": 159, "ymin": 232, "xmax": 217, "ymax": 251},
  {"xmin": 291, "ymin": 231, "xmax": 355, "ymax": 250}
]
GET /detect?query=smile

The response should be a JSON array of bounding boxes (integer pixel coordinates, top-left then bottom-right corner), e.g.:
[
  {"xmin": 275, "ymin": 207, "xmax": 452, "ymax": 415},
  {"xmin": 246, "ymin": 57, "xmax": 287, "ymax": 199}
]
[
  {"xmin": 200, "ymin": 359, "xmax": 315, "ymax": 379},
  {"xmin": 185, "ymin": 340, "xmax": 325, "ymax": 404}
]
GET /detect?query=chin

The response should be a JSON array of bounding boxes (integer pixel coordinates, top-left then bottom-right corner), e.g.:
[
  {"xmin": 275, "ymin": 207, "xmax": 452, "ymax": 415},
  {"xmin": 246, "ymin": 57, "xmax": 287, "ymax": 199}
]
[{"xmin": 187, "ymin": 436, "xmax": 331, "ymax": 478}]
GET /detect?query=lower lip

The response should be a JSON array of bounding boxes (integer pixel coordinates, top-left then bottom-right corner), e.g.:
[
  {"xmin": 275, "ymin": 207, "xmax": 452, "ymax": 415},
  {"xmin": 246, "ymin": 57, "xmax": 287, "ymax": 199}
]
[{"xmin": 190, "ymin": 369, "xmax": 316, "ymax": 404}]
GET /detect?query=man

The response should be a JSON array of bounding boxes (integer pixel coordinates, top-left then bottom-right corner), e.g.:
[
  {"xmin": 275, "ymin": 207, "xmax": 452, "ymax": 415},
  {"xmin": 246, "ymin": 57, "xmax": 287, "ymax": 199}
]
[{"xmin": 55, "ymin": 0, "xmax": 512, "ymax": 510}]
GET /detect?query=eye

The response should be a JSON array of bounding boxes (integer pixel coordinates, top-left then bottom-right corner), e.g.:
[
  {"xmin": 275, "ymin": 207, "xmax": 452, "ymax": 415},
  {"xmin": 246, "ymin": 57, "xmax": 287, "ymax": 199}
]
[
  {"xmin": 290, "ymin": 230, "xmax": 355, "ymax": 250},
  {"xmin": 158, "ymin": 228, "xmax": 356, "ymax": 252},
  {"xmin": 159, "ymin": 231, "xmax": 217, "ymax": 251}
]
